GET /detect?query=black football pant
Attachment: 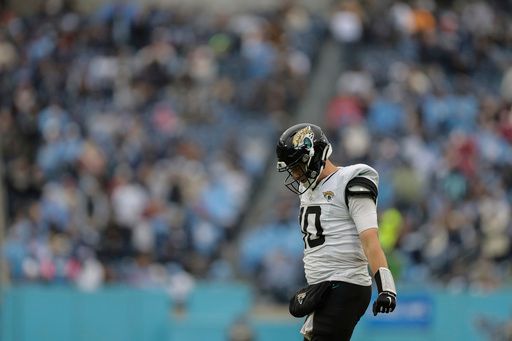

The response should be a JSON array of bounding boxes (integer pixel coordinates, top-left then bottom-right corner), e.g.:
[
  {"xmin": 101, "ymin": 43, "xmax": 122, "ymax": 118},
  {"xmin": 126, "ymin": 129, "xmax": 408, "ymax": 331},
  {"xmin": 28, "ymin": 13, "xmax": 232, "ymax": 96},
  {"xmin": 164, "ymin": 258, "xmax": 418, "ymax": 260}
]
[{"xmin": 304, "ymin": 281, "xmax": 371, "ymax": 341}]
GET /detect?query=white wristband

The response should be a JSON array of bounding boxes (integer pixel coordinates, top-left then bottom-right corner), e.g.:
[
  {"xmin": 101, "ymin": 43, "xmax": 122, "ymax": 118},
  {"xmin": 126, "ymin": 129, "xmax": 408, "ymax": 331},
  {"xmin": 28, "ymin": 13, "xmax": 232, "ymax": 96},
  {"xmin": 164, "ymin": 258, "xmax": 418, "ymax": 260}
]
[{"xmin": 375, "ymin": 267, "xmax": 396, "ymax": 295}]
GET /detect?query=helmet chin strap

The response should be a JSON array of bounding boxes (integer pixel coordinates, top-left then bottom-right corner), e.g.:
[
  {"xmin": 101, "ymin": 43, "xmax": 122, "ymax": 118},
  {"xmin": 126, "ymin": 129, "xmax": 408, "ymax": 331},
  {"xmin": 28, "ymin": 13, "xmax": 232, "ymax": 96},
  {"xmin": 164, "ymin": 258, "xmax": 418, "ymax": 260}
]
[
  {"xmin": 310, "ymin": 143, "xmax": 332, "ymax": 191},
  {"xmin": 310, "ymin": 164, "xmax": 323, "ymax": 191}
]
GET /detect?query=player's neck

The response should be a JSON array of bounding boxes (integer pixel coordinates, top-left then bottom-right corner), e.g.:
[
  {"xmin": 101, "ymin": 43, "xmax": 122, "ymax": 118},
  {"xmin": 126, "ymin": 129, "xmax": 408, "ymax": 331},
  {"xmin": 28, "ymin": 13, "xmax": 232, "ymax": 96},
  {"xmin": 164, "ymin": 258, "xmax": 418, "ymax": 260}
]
[{"xmin": 317, "ymin": 160, "xmax": 338, "ymax": 183}]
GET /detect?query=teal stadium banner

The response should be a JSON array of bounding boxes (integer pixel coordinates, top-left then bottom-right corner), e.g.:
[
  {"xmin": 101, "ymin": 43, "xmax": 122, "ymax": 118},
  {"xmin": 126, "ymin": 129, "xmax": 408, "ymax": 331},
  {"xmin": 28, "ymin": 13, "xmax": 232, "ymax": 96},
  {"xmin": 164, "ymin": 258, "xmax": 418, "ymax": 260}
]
[{"xmin": 1, "ymin": 284, "xmax": 511, "ymax": 341}]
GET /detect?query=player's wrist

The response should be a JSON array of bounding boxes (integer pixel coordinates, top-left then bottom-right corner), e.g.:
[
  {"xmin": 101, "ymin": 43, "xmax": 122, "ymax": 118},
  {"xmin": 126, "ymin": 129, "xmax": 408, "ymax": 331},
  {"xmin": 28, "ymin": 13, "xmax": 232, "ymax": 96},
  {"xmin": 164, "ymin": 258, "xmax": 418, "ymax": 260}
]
[
  {"xmin": 374, "ymin": 267, "xmax": 397, "ymax": 296},
  {"xmin": 379, "ymin": 291, "xmax": 396, "ymax": 298}
]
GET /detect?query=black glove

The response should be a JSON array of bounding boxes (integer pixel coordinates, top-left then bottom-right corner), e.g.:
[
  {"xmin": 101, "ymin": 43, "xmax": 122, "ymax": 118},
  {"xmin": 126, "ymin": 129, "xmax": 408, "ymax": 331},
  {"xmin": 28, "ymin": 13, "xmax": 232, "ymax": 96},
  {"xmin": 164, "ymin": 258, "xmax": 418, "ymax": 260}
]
[
  {"xmin": 372, "ymin": 291, "xmax": 396, "ymax": 315},
  {"xmin": 372, "ymin": 267, "xmax": 397, "ymax": 316}
]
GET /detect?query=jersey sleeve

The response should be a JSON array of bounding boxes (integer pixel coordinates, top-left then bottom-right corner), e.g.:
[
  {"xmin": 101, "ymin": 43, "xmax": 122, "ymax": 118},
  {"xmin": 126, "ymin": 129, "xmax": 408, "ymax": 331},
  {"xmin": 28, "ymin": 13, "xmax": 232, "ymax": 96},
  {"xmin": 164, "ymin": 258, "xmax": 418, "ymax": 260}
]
[{"xmin": 348, "ymin": 197, "xmax": 378, "ymax": 233}]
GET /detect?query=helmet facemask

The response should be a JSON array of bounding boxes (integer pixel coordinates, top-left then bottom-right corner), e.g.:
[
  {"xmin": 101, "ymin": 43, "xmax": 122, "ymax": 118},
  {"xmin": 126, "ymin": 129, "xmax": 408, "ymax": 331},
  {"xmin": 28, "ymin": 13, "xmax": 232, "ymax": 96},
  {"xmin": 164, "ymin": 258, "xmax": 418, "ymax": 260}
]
[
  {"xmin": 276, "ymin": 124, "xmax": 332, "ymax": 195},
  {"xmin": 277, "ymin": 145, "xmax": 316, "ymax": 194},
  {"xmin": 277, "ymin": 134, "xmax": 332, "ymax": 195}
]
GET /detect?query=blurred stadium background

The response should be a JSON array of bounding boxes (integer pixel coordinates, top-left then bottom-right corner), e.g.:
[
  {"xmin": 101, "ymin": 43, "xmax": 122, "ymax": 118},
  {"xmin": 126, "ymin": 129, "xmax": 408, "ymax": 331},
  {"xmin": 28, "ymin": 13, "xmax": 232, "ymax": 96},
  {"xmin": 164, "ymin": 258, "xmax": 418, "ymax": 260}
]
[{"xmin": 1, "ymin": 0, "xmax": 512, "ymax": 340}]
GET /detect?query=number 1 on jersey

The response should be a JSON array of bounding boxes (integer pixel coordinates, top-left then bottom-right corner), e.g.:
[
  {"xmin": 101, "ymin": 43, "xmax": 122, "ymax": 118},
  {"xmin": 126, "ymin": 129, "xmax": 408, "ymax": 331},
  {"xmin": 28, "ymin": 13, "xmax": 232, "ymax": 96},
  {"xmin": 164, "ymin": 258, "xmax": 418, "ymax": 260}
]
[{"xmin": 299, "ymin": 205, "xmax": 325, "ymax": 249}]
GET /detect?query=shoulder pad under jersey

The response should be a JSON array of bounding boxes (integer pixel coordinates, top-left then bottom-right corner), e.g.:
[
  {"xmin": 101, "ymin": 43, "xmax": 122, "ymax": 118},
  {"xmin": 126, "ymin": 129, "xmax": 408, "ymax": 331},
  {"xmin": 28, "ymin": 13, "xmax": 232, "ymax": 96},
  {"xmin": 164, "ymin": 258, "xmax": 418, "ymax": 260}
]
[{"xmin": 344, "ymin": 164, "xmax": 379, "ymax": 206}]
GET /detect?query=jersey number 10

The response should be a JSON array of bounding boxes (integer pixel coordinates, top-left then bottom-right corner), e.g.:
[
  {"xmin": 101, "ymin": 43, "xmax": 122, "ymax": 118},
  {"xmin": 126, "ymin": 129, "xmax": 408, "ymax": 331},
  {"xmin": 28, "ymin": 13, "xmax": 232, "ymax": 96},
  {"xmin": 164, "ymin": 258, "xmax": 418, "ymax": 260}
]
[{"xmin": 299, "ymin": 206, "xmax": 325, "ymax": 249}]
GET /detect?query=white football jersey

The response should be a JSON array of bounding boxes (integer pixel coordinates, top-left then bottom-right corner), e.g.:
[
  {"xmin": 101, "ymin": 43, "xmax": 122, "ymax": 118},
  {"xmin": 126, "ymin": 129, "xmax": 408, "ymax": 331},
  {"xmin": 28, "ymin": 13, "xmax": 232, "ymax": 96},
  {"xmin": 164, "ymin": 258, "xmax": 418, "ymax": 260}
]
[{"xmin": 298, "ymin": 163, "xmax": 379, "ymax": 286}]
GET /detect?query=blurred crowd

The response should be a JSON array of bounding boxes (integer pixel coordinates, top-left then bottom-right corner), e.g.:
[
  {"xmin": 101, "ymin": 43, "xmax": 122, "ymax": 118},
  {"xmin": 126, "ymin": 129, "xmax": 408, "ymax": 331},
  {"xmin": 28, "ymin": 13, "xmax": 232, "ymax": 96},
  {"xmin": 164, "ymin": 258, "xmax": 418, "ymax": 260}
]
[
  {"xmin": 0, "ymin": 0, "xmax": 327, "ymax": 294},
  {"xmin": 4, "ymin": 0, "xmax": 512, "ymax": 307},
  {"xmin": 240, "ymin": 0, "xmax": 512, "ymax": 303}
]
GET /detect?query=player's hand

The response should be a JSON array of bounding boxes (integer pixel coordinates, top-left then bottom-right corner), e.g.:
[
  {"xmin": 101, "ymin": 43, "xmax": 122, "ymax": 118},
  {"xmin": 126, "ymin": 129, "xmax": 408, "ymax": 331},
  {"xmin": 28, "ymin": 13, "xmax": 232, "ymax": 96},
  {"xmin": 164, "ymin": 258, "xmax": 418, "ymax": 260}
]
[{"xmin": 372, "ymin": 291, "xmax": 396, "ymax": 315}]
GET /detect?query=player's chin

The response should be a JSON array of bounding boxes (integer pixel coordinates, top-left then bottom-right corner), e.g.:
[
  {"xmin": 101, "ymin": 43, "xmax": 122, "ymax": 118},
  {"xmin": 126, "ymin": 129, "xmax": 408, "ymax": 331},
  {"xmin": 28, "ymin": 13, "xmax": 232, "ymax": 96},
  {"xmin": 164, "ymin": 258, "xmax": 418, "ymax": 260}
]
[{"xmin": 298, "ymin": 176, "xmax": 309, "ymax": 183}]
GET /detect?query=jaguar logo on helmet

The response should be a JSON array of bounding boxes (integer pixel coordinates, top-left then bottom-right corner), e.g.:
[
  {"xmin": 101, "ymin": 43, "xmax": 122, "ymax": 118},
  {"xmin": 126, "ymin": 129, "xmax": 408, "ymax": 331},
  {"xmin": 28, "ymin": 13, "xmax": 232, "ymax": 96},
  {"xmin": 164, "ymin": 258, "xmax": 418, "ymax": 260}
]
[{"xmin": 292, "ymin": 126, "xmax": 314, "ymax": 150}]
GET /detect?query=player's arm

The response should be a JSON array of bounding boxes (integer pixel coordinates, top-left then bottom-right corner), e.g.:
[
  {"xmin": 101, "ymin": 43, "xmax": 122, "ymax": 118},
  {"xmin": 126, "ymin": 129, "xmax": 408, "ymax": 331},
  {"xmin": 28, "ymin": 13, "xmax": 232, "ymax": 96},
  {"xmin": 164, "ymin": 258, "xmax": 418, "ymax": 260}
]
[
  {"xmin": 346, "ymin": 176, "xmax": 397, "ymax": 316},
  {"xmin": 360, "ymin": 228, "xmax": 388, "ymax": 276},
  {"xmin": 359, "ymin": 227, "xmax": 397, "ymax": 315}
]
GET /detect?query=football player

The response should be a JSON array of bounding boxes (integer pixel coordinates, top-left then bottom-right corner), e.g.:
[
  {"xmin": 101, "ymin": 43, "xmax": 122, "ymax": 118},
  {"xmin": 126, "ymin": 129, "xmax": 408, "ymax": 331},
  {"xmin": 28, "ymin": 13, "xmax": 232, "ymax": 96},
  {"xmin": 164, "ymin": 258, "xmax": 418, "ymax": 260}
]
[{"xmin": 276, "ymin": 123, "xmax": 397, "ymax": 341}]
